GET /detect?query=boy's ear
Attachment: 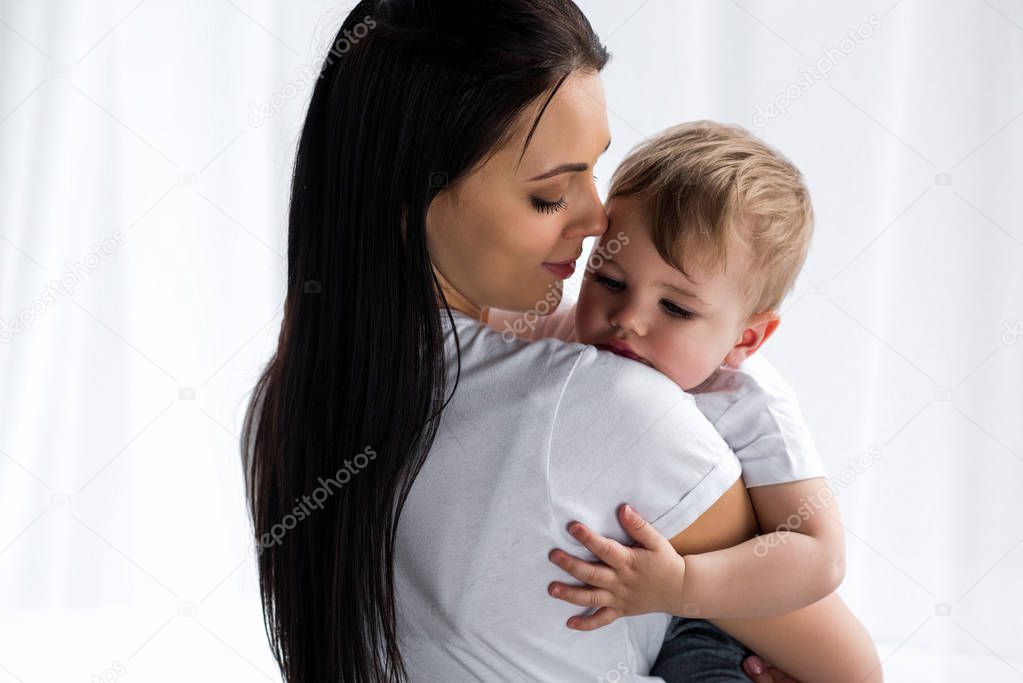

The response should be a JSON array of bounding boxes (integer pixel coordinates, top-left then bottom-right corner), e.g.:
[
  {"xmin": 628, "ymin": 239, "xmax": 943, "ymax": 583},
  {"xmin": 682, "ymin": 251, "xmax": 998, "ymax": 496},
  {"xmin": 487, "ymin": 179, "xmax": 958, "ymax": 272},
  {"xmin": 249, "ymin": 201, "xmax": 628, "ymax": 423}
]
[{"xmin": 723, "ymin": 311, "xmax": 780, "ymax": 368}]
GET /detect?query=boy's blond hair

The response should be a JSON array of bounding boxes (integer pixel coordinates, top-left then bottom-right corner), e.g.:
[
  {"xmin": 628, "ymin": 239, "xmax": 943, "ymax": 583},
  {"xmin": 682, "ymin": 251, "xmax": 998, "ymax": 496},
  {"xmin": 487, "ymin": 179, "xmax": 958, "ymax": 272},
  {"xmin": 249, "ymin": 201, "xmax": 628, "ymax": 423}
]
[{"xmin": 609, "ymin": 121, "xmax": 814, "ymax": 316}]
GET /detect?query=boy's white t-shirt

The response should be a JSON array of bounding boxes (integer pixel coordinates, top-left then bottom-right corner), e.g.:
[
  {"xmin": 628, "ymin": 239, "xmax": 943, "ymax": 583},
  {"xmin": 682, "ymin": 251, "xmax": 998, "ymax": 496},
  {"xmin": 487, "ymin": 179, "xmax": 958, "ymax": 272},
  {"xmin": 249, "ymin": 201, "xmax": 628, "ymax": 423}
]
[
  {"xmin": 489, "ymin": 305, "xmax": 826, "ymax": 487},
  {"xmin": 394, "ymin": 310, "xmax": 743, "ymax": 681}
]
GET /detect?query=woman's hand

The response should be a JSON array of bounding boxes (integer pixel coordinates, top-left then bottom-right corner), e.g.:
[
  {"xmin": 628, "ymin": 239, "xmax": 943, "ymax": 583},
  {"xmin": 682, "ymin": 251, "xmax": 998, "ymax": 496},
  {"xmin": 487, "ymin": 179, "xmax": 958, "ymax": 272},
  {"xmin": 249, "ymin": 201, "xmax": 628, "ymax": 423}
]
[
  {"xmin": 547, "ymin": 503, "xmax": 687, "ymax": 630},
  {"xmin": 743, "ymin": 655, "xmax": 804, "ymax": 682}
]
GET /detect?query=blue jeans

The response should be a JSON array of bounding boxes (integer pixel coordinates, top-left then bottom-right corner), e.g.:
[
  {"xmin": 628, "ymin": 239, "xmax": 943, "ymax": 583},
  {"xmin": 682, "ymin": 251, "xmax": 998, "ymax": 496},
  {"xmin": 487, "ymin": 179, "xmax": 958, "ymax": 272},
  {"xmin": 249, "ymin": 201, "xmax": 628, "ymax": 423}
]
[{"xmin": 651, "ymin": 616, "xmax": 754, "ymax": 682}]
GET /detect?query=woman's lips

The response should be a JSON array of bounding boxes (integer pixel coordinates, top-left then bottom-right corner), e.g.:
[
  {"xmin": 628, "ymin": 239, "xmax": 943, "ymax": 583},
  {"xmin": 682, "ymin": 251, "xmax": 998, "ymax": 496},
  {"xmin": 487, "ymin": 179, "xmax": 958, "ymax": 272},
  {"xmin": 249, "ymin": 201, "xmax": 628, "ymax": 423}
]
[{"xmin": 542, "ymin": 259, "xmax": 576, "ymax": 279}]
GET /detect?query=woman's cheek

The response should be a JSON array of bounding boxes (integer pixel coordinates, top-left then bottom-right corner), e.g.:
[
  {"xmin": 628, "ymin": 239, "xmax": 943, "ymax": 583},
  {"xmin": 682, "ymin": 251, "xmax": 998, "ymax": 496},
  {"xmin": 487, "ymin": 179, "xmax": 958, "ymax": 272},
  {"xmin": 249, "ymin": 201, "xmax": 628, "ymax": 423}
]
[{"xmin": 508, "ymin": 203, "xmax": 558, "ymax": 254}]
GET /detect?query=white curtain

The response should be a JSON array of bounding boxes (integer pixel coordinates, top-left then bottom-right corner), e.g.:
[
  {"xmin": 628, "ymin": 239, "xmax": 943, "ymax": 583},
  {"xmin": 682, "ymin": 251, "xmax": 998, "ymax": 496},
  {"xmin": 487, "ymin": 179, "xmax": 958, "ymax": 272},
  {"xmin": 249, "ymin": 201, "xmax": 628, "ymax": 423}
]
[{"xmin": 2, "ymin": 1, "xmax": 1020, "ymax": 680}]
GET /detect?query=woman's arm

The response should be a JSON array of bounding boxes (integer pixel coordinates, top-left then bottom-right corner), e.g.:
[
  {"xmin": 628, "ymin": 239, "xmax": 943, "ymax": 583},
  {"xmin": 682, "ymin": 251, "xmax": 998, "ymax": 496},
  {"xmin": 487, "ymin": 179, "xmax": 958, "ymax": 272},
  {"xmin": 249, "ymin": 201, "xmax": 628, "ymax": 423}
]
[{"xmin": 666, "ymin": 477, "xmax": 759, "ymax": 553}]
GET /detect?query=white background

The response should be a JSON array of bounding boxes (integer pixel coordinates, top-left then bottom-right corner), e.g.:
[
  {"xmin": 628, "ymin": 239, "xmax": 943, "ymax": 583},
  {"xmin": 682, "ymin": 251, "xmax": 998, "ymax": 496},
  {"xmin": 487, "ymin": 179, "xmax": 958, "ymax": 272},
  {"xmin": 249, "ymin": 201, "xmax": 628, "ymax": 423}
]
[{"xmin": 1, "ymin": 1, "xmax": 1021, "ymax": 680}]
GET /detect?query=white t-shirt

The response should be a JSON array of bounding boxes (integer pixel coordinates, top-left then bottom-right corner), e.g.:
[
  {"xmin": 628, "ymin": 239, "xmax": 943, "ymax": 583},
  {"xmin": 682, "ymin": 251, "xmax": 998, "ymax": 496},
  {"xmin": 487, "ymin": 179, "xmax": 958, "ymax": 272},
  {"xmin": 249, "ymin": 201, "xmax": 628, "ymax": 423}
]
[
  {"xmin": 394, "ymin": 309, "xmax": 743, "ymax": 681},
  {"xmin": 488, "ymin": 305, "xmax": 826, "ymax": 488}
]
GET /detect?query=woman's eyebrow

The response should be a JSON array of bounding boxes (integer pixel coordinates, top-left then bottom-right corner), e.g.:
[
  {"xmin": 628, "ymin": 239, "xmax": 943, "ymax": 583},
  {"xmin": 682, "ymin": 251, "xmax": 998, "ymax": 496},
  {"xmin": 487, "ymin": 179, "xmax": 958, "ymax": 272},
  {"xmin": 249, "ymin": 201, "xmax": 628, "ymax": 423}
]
[
  {"xmin": 528, "ymin": 163, "xmax": 588, "ymax": 181},
  {"xmin": 527, "ymin": 138, "xmax": 612, "ymax": 181}
]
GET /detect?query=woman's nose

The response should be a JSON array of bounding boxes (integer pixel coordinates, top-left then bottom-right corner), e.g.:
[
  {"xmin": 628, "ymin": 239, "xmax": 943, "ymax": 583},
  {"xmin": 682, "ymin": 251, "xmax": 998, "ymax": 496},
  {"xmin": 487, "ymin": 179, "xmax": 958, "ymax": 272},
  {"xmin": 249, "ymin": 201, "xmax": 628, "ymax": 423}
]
[
  {"xmin": 581, "ymin": 203, "xmax": 608, "ymax": 239},
  {"xmin": 566, "ymin": 178, "xmax": 607, "ymax": 239}
]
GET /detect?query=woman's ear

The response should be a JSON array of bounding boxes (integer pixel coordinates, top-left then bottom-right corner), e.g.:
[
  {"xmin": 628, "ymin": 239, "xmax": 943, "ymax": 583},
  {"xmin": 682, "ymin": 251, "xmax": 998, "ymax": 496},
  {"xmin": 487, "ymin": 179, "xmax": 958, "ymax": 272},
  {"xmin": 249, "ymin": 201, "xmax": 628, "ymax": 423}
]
[
  {"xmin": 423, "ymin": 186, "xmax": 452, "ymax": 241},
  {"xmin": 723, "ymin": 311, "xmax": 780, "ymax": 368}
]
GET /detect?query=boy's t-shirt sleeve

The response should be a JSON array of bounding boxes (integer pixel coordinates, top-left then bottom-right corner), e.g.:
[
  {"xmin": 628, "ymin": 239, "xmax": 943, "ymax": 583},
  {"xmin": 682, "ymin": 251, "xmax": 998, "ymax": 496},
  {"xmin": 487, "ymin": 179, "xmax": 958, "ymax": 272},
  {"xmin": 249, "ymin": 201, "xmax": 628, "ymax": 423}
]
[
  {"xmin": 692, "ymin": 354, "xmax": 827, "ymax": 488},
  {"xmin": 545, "ymin": 345, "xmax": 742, "ymax": 544}
]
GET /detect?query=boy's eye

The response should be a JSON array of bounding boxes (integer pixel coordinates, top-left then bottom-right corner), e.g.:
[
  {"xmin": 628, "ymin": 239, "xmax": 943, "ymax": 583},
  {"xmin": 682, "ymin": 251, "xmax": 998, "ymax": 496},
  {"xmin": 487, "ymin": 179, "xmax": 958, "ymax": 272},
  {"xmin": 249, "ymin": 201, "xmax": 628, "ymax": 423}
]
[
  {"xmin": 661, "ymin": 300, "xmax": 694, "ymax": 320},
  {"xmin": 594, "ymin": 274, "xmax": 624, "ymax": 291},
  {"xmin": 531, "ymin": 196, "xmax": 568, "ymax": 214}
]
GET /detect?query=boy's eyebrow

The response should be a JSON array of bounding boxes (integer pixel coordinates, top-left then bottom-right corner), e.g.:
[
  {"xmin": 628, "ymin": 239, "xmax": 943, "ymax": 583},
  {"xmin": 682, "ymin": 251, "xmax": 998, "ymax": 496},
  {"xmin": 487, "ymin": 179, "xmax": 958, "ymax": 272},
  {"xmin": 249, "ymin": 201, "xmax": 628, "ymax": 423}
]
[
  {"xmin": 527, "ymin": 138, "xmax": 612, "ymax": 181},
  {"xmin": 659, "ymin": 281, "xmax": 709, "ymax": 307}
]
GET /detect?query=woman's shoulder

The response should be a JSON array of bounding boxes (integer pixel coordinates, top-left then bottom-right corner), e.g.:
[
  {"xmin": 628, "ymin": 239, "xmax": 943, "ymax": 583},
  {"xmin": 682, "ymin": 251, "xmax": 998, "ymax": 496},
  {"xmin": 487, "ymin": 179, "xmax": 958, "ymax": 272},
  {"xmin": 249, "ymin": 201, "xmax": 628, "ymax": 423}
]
[
  {"xmin": 444, "ymin": 311, "xmax": 690, "ymax": 412},
  {"xmin": 546, "ymin": 345, "xmax": 742, "ymax": 542},
  {"xmin": 449, "ymin": 311, "xmax": 679, "ymax": 393},
  {"xmin": 564, "ymin": 344, "xmax": 698, "ymax": 411},
  {"xmin": 444, "ymin": 312, "xmax": 740, "ymax": 539},
  {"xmin": 443, "ymin": 310, "xmax": 592, "ymax": 389}
]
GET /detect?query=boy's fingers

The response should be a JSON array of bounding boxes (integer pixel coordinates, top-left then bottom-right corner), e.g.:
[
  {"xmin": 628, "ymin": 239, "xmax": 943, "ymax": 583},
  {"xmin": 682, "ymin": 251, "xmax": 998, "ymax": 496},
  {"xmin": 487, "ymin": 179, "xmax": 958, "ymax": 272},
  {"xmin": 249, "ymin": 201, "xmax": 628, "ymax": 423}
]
[
  {"xmin": 547, "ymin": 582, "xmax": 615, "ymax": 610},
  {"xmin": 566, "ymin": 607, "xmax": 619, "ymax": 631},
  {"xmin": 549, "ymin": 549, "xmax": 616, "ymax": 589},
  {"xmin": 618, "ymin": 503, "xmax": 667, "ymax": 551},
  {"xmin": 567, "ymin": 522, "xmax": 629, "ymax": 569}
]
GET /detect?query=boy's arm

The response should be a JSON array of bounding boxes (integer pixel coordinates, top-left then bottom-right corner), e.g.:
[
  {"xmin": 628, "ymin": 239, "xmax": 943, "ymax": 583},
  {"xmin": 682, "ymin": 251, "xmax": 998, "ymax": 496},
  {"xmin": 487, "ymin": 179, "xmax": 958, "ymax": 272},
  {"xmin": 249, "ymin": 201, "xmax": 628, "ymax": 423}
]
[
  {"xmin": 484, "ymin": 304, "xmax": 576, "ymax": 341},
  {"xmin": 548, "ymin": 478, "xmax": 846, "ymax": 621},
  {"xmin": 549, "ymin": 480, "xmax": 880, "ymax": 680},
  {"xmin": 711, "ymin": 593, "xmax": 883, "ymax": 683},
  {"xmin": 669, "ymin": 487, "xmax": 881, "ymax": 683},
  {"xmin": 676, "ymin": 477, "xmax": 846, "ymax": 618},
  {"xmin": 678, "ymin": 354, "xmax": 841, "ymax": 618}
]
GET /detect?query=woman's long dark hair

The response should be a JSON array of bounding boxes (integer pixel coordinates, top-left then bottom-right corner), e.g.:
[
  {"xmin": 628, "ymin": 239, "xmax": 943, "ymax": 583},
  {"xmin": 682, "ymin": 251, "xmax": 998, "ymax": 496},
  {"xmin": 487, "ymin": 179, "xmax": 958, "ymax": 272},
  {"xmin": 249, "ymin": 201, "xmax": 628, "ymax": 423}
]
[{"xmin": 240, "ymin": 1, "xmax": 608, "ymax": 680}]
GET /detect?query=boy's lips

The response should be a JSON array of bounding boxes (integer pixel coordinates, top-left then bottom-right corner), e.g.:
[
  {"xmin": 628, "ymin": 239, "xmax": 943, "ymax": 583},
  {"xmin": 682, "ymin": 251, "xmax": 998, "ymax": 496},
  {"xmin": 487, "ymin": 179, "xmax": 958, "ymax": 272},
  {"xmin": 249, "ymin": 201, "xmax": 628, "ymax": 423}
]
[{"xmin": 595, "ymin": 339, "xmax": 648, "ymax": 365}]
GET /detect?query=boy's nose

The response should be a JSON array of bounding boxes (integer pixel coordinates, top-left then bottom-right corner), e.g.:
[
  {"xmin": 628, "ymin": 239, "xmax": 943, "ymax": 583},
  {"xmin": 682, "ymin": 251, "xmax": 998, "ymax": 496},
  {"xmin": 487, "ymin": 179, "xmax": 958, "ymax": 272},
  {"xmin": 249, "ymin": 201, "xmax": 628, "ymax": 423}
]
[{"xmin": 609, "ymin": 304, "xmax": 647, "ymax": 337}]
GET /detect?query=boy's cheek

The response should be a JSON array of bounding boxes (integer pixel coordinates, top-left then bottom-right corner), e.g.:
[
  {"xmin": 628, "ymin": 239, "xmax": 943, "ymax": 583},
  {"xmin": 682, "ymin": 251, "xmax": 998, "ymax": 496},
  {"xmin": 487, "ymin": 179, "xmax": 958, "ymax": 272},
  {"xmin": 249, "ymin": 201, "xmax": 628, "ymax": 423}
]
[
  {"xmin": 578, "ymin": 319, "xmax": 608, "ymax": 347},
  {"xmin": 573, "ymin": 290, "xmax": 601, "ymax": 338},
  {"xmin": 646, "ymin": 339, "xmax": 705, "ymax": 390},
  {"xmin": 574, "ymin": 311, "xmax": 598, "ymax": 344}
]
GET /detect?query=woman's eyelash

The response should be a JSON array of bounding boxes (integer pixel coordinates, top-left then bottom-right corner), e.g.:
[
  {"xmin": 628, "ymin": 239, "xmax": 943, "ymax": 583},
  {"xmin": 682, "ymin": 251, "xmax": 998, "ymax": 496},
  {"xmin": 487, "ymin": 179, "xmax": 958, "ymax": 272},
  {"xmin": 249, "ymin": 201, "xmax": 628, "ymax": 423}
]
[
  {"xmin": 531, "ymin": 196, "xmax": 567, "ymax": 214},
  {"xmin": 661, "ymin": 300, "xmax": 694, "ymax": 319}
]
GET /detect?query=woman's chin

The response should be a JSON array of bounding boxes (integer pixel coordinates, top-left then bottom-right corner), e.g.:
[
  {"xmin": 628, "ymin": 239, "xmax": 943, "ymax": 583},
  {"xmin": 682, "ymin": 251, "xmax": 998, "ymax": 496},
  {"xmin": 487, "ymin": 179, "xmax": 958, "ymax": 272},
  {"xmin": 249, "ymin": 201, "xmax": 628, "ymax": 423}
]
[{"xmin": 525, "ymin": 279, "xmax": 563, "ymax": 315}]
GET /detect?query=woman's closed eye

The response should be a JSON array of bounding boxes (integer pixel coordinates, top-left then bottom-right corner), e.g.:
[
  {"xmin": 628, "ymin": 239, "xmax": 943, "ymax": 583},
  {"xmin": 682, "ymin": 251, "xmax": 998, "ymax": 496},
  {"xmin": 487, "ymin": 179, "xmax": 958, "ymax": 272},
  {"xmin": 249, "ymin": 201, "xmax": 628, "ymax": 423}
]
[{"xmin": 531, "ymin": 196, "xmax": 568, "ymax": 214}]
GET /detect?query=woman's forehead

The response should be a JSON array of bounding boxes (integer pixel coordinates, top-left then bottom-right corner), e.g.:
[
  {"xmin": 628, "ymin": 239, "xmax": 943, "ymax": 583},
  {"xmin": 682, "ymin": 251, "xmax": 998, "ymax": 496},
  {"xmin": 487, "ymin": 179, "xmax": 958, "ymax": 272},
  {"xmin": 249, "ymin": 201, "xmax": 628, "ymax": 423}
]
[{"xmin": 511, "ymin": 72, "xmax": 611, "ymax": 180}]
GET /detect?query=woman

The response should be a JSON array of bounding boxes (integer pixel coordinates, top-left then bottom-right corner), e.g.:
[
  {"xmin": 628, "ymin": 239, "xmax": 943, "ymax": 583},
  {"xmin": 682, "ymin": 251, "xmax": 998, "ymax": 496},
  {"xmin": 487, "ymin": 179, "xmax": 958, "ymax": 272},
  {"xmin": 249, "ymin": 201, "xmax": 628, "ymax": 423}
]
[{"xmin": 242, "ymin": 1, "xmax": 778, "ymax": 680}]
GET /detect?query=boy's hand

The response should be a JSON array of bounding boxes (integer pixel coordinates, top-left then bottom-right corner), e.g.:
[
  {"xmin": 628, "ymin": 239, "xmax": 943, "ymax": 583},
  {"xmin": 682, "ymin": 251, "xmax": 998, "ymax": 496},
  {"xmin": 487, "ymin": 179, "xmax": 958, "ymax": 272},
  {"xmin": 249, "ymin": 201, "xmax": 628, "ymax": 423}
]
[{"xmin": 547, "ymin": 503, "xmax": 686, "ymax": 630}]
